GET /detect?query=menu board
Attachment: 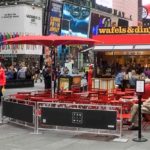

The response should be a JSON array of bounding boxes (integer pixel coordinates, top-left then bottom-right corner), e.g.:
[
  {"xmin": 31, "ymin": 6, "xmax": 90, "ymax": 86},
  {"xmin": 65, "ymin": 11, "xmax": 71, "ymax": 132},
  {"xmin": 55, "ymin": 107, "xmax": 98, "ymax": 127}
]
[
  {"xmin": 136, "ymin": 80, "xmax": 145, "ymax": 93},
  {"xmin": 72, "ymin": 76, "xmax": 81, "ymax": 86},
  {"xmin": 59, "ymin": 78, "xmax": 70, "ymax": 90}
]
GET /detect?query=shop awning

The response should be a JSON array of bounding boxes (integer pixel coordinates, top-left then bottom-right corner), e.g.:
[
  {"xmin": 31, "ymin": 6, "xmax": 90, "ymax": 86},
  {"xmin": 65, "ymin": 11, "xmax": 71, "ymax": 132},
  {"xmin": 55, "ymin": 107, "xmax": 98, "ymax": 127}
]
[{"xmin": 92, "ymin": 34, "xmax": 150, "ymax": 51}]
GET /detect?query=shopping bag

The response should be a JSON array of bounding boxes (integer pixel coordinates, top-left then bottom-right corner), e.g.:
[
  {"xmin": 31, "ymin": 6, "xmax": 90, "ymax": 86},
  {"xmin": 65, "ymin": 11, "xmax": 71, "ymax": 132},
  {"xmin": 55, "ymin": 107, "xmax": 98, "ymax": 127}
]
[{"xmin": 2, "ymin": 86, "xmax": 5, "ymax": 94}]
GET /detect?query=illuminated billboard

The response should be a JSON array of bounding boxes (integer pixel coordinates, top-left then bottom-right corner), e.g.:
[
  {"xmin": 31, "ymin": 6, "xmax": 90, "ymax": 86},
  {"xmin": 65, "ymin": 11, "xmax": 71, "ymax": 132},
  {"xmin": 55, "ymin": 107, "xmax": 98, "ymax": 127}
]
[
  {"xmin": 61, "ymin": 3, "xmax": 90, "ymax": 37},
  {"xmin": 89, "ymin": 12, "xmax": 111, "ymax": 37}
]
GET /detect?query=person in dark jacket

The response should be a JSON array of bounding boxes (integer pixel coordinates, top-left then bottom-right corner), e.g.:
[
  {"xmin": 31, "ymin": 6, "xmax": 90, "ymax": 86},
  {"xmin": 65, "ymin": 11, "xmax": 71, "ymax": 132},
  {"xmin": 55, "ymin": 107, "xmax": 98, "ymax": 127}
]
[{"xmin": 43, "ymin": 65, "xmax": 51, "ymax": 89}]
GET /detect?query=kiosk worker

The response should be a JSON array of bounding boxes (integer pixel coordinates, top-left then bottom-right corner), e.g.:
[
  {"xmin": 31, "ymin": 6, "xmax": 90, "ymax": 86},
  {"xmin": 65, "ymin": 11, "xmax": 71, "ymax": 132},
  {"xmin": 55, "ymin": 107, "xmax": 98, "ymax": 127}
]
[{"xmin": 0, "ymin": 62, "xmax": 6, "ymax": 103}]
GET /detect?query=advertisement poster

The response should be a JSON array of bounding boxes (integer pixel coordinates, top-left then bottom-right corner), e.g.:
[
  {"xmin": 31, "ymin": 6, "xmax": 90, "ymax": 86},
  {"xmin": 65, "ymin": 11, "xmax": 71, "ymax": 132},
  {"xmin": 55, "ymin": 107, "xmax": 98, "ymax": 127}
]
[
  {"xmin": 49, "ymin": 1, "xmax": 62, "ymax": 35},
  {"xmin": 61, "ymin": 3, "xmax": 90, "ymax": 37},
  {"xmin": 0, "ymin": 5, "xmax": 42, "ymax": 55}
]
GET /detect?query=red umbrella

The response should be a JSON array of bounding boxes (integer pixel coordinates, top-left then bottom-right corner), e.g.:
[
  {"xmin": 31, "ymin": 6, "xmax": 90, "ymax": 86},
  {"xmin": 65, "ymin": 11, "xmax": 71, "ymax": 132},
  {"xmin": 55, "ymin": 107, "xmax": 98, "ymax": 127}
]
[
  {"xmin": 3, "ymin": 35, "xmax": 100, "ymax": 46},
  {"xmin": 3, "ymin": 35, "xmax": 100, "ymax": 97}
]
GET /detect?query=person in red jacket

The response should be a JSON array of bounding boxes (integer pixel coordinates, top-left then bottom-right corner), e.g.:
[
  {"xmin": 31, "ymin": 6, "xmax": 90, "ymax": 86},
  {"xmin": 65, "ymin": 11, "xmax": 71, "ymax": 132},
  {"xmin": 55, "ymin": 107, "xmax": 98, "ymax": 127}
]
[{"xmin": 0, "ymin": 62, "xmax": 6, "ymax": 103}]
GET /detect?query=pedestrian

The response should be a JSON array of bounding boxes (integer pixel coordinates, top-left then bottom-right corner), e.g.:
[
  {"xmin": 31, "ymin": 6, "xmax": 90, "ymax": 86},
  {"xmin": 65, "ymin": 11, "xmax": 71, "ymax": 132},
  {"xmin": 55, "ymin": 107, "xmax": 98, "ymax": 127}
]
[
  {"xmin": 0, "ymin": 62, "xmax": 6, "ymax": 104},
  {"xmin": 34, "ymin": 65, "xmax": 42, "ymax": 83},
  {"xmin": 42, "ymin": 65, "xmax": 51, "ymax": 89}
]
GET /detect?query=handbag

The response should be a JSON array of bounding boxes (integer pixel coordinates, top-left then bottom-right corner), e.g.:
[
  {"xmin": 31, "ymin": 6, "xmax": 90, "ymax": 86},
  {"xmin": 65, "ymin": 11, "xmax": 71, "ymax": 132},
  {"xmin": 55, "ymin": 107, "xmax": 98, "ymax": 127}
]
[{"xmin": 2, "ymin": 86, "xmax": 5, "ymax": 94}]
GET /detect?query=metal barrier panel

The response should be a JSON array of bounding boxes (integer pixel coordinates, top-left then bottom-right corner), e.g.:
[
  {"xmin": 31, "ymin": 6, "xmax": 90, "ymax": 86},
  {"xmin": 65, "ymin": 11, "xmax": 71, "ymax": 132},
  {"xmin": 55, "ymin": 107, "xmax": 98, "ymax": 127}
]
[
  {"xmin": 2, "ymin": 101, "xmax": 33, "ymax": 123},
  {"xmin": 41, "ymin": 107, "xmax": 117, "ymax": 130}
]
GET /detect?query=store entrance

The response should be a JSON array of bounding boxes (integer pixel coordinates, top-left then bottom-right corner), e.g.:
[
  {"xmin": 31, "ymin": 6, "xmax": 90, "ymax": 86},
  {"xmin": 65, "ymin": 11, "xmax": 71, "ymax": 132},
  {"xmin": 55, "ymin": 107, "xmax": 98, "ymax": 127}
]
[{"xmin": 95, "ymin": 50, "xmax": 150, "ymax": 78}]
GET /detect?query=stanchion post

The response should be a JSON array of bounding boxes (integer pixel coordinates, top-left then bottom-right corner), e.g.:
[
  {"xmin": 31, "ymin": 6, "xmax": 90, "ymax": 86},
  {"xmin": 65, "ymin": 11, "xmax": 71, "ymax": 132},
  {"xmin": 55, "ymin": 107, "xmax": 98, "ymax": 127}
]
[
  {"xmin": 0, "ymin": 96, "xmax": 4, "ymax": 124},
  {"xmin": 50, "ymin": 46, "xmax": 56, "ymax": 98},
  {"xmin": 132, "ymin": 80, "xmax": 147, "ymax": 142},
  {"xmin": 32, "ymin": 102, "xmax": 41, "ymax": 135}
]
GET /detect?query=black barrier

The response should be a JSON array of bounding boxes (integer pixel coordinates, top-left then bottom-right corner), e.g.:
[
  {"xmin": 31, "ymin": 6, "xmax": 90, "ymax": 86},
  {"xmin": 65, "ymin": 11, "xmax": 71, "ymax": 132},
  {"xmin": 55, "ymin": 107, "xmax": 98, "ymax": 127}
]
[
  {"xmin": 2, "ymin": 101, "xmax": 33, "ymax": 123},
  {"xmin": 6, "ymin": 79, "xmax": 34, "ymax": 89},
  {"xmin": 41, "ymin": 108, "xmax": 117, "ymax": 130}
]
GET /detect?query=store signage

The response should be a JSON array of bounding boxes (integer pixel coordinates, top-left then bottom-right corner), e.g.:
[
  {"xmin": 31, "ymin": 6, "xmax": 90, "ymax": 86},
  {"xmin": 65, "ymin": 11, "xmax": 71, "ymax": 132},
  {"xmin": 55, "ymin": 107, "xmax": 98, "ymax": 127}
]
[
  {"xmin": 26, "ymin": 15, "xmax": 40, "ymax": 20},
  {"xmin": 98, "ymin": 26, "xmax": 150, "ymax": 34},
  {"xmin": 112, "ymin": 9, "xmax": 125, "ymax": 18},
  {"xmin": 26, "ymin": 14, "xmax": 41, "ymax": 24},
  {"xmin": 1, "ymin": 13, "xmax": 19, "ymax": 19}
]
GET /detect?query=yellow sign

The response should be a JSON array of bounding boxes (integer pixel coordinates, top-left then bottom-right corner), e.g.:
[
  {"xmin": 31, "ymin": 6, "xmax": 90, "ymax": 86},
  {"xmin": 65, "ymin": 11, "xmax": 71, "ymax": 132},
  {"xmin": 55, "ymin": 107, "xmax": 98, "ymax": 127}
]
[
  {"xmin": 49, "ymin": 17, "xmax": 61, "ymax": 33},
  {"xmin": 98, "ymin": 26, "xmax": 150, "ymax": 34}
]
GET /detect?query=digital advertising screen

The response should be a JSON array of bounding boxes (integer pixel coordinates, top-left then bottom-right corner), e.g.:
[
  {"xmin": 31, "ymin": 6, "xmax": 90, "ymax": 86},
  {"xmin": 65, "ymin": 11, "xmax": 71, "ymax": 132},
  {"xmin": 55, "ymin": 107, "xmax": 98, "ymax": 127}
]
[
  {"xmin": 89, "ymin": 12, "xmax": 111, "ymax": 37},
  {"xmin": 61, "ymin": 3, "xmax": 90, "ymax": 37}
]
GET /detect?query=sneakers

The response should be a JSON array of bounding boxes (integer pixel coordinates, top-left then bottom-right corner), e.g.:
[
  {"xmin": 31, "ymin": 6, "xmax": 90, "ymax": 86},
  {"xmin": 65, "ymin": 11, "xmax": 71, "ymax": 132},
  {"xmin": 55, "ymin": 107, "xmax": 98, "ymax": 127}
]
[{"xmin": 128, "ymin": 125, "xmax": 139, "ymax": 130}]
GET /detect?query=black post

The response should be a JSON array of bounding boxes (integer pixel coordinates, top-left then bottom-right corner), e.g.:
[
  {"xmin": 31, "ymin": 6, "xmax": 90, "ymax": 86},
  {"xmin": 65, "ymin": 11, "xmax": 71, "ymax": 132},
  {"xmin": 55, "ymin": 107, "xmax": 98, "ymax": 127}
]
[
  {"xmin": 132, "ymin": 93, "xmax": 147, "ymax": 142},
  {"xmin": 50, "ymin": 46, "xmax": 56, "ymax": 98}
]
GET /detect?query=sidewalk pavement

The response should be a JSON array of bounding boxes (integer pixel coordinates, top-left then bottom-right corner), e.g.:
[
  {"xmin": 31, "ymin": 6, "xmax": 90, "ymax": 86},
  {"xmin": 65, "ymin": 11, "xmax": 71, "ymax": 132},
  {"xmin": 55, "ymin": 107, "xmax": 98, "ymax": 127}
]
[{"xmin": 0, "ymin": 82, "xmax": 150, "ymax": 150}]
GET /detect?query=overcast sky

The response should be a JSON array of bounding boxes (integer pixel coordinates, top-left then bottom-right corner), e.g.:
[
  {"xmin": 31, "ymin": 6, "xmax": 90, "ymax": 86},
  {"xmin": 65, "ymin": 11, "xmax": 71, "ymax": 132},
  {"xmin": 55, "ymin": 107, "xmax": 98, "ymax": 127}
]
[{"xmin": 95, "ymin": 0, "xmax": 112, "ymax": 8}]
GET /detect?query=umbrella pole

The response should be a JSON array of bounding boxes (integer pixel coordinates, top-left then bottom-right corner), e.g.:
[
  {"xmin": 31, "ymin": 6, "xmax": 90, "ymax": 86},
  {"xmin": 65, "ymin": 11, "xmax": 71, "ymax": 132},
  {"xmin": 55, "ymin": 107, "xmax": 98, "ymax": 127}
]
[{"xmin": 51, "ymin": 80, "xmax": 54, "ymax": 98}]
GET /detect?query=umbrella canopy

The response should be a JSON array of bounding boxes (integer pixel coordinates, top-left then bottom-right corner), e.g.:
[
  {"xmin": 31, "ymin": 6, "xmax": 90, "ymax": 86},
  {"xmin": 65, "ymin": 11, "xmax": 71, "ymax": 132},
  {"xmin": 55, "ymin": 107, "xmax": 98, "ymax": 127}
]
[
  {"xmin": 3, "ymin": 35, "xmax": 100, "ymax": 47},
  {"xmin": 3, "ymin": 35, "xmax": 100, "ymax": 97}
]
